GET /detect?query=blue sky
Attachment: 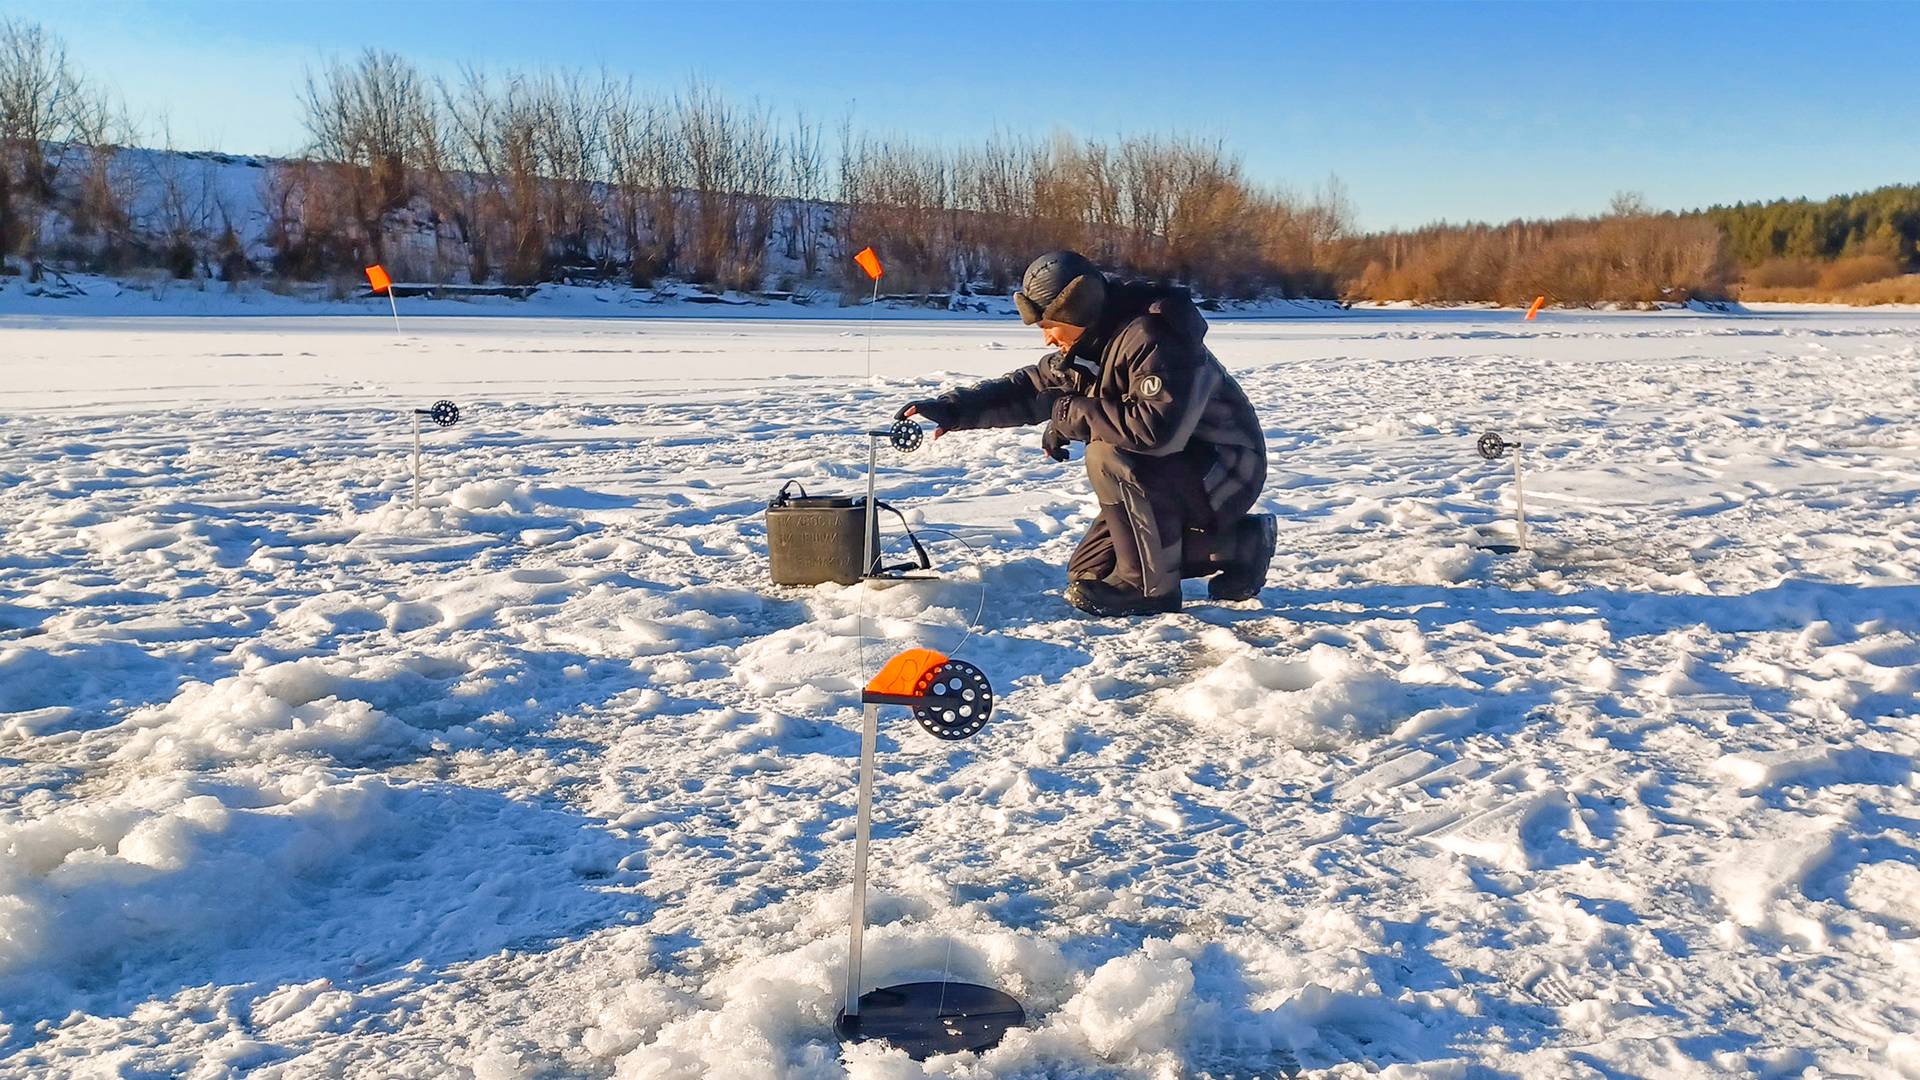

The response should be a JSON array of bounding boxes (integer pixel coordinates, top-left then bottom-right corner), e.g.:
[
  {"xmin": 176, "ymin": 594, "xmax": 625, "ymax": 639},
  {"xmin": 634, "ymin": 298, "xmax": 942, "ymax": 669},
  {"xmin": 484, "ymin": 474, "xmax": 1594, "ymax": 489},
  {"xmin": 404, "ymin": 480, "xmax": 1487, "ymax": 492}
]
[{"xmin": 10, "ymin": 0, "xmax": 1917, "ymax": 230}]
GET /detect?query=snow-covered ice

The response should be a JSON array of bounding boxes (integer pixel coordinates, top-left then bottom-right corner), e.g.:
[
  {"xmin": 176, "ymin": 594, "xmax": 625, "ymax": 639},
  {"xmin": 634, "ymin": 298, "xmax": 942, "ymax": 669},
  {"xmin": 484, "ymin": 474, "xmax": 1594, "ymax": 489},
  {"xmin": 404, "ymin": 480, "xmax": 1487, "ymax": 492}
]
[{"xmin": 1, "ymin": 307, "xmax": 1917, "ymax": 1077}]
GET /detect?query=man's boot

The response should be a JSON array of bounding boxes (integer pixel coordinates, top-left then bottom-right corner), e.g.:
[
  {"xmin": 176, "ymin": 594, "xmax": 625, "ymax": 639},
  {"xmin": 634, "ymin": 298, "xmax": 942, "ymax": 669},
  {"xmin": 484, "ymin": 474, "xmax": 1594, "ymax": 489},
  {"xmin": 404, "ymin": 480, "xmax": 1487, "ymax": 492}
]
[
  {"xmin": 1064, "ymin": 578, "xmax": 1181, "ymax": 617},
  {"xmin": 1208, "ymin": 514, "xmax": 1277, "ymax": 601}
]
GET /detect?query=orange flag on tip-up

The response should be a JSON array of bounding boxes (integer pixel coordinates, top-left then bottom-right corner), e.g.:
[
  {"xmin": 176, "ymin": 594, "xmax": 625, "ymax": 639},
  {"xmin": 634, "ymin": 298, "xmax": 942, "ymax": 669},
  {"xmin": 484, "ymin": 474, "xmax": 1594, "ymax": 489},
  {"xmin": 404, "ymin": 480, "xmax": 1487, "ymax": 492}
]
[
  {"xmin": 365, "ymin": 264, "xmax": 392, "ymax": 294},
  {"xmin": 1524, "ymin": 295, "xmax": 1547, "ymax": 320},
  {"xmin": 854, "ymin": 247, "xmax": 884, "ymax": 281}
]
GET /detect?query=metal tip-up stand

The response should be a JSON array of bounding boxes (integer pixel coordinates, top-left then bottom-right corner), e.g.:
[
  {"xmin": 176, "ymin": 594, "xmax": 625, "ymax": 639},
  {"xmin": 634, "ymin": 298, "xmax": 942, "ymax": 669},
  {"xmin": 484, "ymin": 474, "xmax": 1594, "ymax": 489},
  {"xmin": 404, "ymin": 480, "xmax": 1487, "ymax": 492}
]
[
  {"xmin": 1475, "ymin": 430, "xmax": 1528, "ymax": 553},
  {"xmin": 410, "ymin": 399, "xmax": 462, "ymax": 509},
  {"xmin": 862, "ymin": 420, "xmax": 935, "ymax": 581},
  {"xmin": 836, "ymin": 647, "xmax": 1024, "ymax": 1060}
]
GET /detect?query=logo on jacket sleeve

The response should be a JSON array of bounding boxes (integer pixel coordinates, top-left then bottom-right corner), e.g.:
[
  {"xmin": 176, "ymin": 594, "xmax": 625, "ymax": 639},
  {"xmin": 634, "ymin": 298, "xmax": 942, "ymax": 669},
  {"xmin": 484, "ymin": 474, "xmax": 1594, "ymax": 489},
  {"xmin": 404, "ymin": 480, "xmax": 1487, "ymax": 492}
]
[{"xmin": 1138, "ymin": 374, "xmax": 1164, "ymax": 398}]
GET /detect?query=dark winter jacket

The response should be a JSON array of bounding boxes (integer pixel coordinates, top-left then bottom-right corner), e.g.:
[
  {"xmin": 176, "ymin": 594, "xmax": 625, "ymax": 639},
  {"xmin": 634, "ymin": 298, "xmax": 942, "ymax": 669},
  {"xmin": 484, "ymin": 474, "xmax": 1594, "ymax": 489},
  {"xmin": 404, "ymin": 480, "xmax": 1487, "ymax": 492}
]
[{"xmin": 932, "ymin": 280, "xmax": 1268, "ymax": 515}]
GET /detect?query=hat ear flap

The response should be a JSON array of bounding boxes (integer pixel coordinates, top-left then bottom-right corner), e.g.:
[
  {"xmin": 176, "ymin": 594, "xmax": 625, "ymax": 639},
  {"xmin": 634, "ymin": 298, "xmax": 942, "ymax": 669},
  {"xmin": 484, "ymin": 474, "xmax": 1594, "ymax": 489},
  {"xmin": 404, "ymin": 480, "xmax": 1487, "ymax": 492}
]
[
  {"xmin": 1042, "ymin": 273, "xmax": 1105, "ymax": 327},
  {"xmin": 1014, "ymin": 291, "xmax": 1043, "ymax": 325}
]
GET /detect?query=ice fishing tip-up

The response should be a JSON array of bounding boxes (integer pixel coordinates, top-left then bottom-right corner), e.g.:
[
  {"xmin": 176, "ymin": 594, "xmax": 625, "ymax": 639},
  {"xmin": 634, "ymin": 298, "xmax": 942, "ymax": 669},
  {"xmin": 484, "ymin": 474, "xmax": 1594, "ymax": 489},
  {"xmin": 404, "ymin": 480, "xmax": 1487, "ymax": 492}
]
[
  {"xmin": 1474, "ymin": 430, "xmax": 1529, "ymax": 551},
  {"xmin": 839, "ymin": 648, "xmax": 1022, "ymax": 1060},
  {"xmin": 1477, "ymin": 431, "xmax": 1520, "ymax": 460},
  {"xmin": 866, "ymin": 419, "xmax": 923, "ymax": 453},
  {"xmin": 858, "ymin": 420, "xmax": 928, "ymax": 579},
  {"xmin": 409, "ymin": 399, "xmax": 463, "ymax": 509},
  {"xmin": 416, "ymin": 400, "xmax": 462, "ymax": 428}
]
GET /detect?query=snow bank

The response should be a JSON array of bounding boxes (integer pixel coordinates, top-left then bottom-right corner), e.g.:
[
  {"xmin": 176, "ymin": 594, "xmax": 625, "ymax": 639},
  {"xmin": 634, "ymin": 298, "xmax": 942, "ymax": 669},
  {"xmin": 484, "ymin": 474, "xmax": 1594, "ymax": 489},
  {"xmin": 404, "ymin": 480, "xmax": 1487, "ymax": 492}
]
[
  {"xmin": 1057, "ymin": 944, "xmax": 1194, "ymax": 1060},
  {"xmin": 0, "ymin": 764, "xmax": 628, "ymax": 1036},
  {"xmin": 607, "ymin": 911, "xmax": 1078, "ymax": 1078},
  {"xmin": 1712, "ymin": 816, "xmax": 1846, "ymax": 942},
  {"xmin": 1168, "ymin": 630, "xmax": 1418, "ymax": 748},
  {"xmin": 0, "ymin": 770, "xmax": 389, "ymax": 988},
  {"xmin": 5, "ymin": 310, "xmax": 1920, "ymax": 1075},
  {"xmin": 339, "ymin": 479, "xmax": 590, "ymax": 546},
  {"xmin": 113, "ymin": 654, "xmax": 500, "ymax": 767}
]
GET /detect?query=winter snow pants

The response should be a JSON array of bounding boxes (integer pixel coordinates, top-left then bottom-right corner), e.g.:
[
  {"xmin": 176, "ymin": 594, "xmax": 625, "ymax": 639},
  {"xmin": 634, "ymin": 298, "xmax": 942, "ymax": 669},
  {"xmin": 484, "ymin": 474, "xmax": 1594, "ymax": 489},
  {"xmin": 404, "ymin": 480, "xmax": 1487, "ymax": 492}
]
[{"xmin": 1068, "ymin": 441, "xmax": 1262, "ymax": 598}]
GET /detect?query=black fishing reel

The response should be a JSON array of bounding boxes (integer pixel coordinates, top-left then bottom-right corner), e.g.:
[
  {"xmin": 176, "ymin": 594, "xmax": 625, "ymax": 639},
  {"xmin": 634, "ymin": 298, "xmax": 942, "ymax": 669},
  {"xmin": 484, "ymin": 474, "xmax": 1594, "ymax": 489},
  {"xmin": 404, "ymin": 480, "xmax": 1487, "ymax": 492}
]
[
  {"xmin": 1476, "ymin": 431, "xmax": 1518, "ymax": 460},
  {"xmin": 911, "ymin": 659, "xmax": 993, "ymax": 741},
  {"xmin": 888, "ymin": 419, "xmax": 923, "ymax": 453},
  {"xmin": 417, "ymin": 400, "xmax": 461, "ymax": 428}
]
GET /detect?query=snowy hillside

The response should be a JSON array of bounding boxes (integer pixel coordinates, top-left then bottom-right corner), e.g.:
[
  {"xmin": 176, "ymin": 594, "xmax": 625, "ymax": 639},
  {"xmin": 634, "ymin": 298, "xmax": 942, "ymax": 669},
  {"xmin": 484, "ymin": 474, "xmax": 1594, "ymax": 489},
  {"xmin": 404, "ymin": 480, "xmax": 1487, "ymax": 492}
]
[
  {"xmin": 11, "ymin": 145, "xmax": 1341, "ymax": 316},
  {"xmin": 0, "ymin": 269, "xmax": 1350, "ymax": 322},
  {"xmin": 17, "ymin": 144, "xmax": 848, "ymax": 302},
  {"xmin": 1, "ymin": 308, "xmax": 1917, "ymax": 1077}
]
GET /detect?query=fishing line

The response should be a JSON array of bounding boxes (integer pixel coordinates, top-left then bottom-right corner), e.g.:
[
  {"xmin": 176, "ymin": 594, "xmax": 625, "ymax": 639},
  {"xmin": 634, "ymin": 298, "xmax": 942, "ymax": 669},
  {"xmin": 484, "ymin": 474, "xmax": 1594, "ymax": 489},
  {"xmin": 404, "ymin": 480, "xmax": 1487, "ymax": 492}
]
[
  {"xmin": 845, "ymin": 429, "xmax": 991, "ymax": 1024},
  {"xmin": 882, "ymin": 524, "xmax": 990, "ymax": 1014},
  {"xmin": 936, "ymin": 933, "xmax": 957, "ymax": 1020},
  {"xmin": 903, "ymin": 526, "xmax": 988, "ymax": 658},
  {"xmin": 852, "ymin": 527, "xmax": 989, "ymax": 727}
]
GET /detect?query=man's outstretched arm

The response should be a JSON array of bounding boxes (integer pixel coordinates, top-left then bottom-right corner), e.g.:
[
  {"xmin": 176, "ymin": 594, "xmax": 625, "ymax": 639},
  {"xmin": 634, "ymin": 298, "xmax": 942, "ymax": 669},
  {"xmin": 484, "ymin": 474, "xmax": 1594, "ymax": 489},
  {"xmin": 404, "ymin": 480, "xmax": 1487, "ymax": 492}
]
[{"xmin": 898, "ymin": 363, "xmax": 1058, "ymax": 433}]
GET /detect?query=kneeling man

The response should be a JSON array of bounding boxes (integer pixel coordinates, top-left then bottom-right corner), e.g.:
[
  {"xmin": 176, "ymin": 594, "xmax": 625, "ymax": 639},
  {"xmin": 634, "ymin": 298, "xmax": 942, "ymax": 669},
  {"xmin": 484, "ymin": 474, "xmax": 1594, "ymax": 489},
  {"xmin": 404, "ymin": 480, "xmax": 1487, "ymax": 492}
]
[{"xmin": 900, "ymin": 250, "xmax": 1275, "ymax": 616}]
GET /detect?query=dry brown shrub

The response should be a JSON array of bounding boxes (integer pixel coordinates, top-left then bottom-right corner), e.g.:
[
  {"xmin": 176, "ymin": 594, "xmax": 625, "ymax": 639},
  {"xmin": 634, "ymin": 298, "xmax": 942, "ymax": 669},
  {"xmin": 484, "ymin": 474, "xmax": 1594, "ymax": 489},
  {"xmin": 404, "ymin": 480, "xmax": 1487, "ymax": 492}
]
[
  {"xmin": 1816, "ymin": 254, "xmax": 1900, "ymax": 291},
  {"xmin": 1737, "ymin": 274, "xmax": 1920, "ymax": 306},
  {"xmin": 1743, "ymin": 258, "xmax": 1819, "ymax": 288},
  {"xmin": 1345, "ymin": 204, "xmax": 1729, "ymax": 307}
]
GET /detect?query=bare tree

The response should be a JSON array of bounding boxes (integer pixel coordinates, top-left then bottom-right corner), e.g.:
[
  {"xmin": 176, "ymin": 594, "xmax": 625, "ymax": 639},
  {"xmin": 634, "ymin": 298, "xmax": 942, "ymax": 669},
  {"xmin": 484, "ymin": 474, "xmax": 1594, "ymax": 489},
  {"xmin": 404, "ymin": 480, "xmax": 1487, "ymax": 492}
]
[
  {"xmin": 1608, "ymin": 190, "xmax": 1652, "ymax": 218},
  {"xmin": 783, "ymin": 109, "xmax": 824, "ymax": 275},
  {"xmin": 675, "ymin": 80, "xmax": 780, "ymax": 290},
  {"xmin": 300, "ymin": 49, "xmax": 434, "ymax": 266},
  {"xmin": 137, "ymin": 120, "xmax": 225, "ymax": 279},
  {"xmin": 493, "ymin": 74, "xmax": 548, "ymax": 285},
  {"xmin": 440, "ymin": 67, "xmax": 505, "ymax": 282},
  {"xmin": 438, "ymin": 67, "xmax": 555, "ymax": 284},
  {"xmin": 0, "ymin": 18, "xmax": 114, "ymax": 267},
  {"xmin": 530, "ymin": 70, "xmax": 610, "ymax": 270},
  {"xmin": 66, "ymin": 84, "xmax": 137, "ymax": 264}
]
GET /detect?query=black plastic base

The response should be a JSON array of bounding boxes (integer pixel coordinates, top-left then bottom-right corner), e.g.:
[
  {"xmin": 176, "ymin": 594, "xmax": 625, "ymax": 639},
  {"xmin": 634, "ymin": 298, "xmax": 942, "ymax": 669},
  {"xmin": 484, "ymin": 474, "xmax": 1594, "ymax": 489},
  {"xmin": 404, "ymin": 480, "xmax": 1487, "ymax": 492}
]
[
  {"xmin": 1476, "ymin": 543, "xmax": 1524, "ymax": 554},
  {"xmin": 834, "ymin": 982, "xmax": 1024, "ymax": 1060}
]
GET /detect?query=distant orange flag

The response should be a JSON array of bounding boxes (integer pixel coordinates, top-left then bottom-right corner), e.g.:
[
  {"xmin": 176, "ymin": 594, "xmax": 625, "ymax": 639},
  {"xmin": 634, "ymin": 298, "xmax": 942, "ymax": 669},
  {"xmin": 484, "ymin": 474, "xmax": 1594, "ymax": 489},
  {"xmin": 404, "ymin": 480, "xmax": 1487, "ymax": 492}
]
[
  {"xmin": 1524, "ymin": 295, "xmax": 1547, "ymax": 320},
  {"xmin": 854, "ymin": 247, "xmax": 884, "ymax": 281},
  {"xmin": 366, "ymin": 265, "xmax": 401, "ymax": 336}
]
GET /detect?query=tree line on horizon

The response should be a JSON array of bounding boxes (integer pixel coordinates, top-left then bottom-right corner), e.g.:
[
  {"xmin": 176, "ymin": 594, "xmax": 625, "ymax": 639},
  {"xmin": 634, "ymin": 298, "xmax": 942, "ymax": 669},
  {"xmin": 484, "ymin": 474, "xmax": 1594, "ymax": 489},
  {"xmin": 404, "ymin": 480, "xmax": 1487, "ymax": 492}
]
[{"xmin": 3, "ymin": 22, "xmax": 1915, "ymax": 306}]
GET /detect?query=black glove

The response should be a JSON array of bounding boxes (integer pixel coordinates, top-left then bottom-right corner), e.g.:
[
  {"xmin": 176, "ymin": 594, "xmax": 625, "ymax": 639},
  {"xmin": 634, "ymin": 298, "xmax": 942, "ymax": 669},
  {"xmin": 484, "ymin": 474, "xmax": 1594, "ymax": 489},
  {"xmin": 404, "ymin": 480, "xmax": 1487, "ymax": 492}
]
[
  {"xmin": 895, "ymin": 398, "xmax": 956, "ymax": 429},
  {"xmin": 1040, "ymin": 423, "xmax": 1071, "ymax": 462}
]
